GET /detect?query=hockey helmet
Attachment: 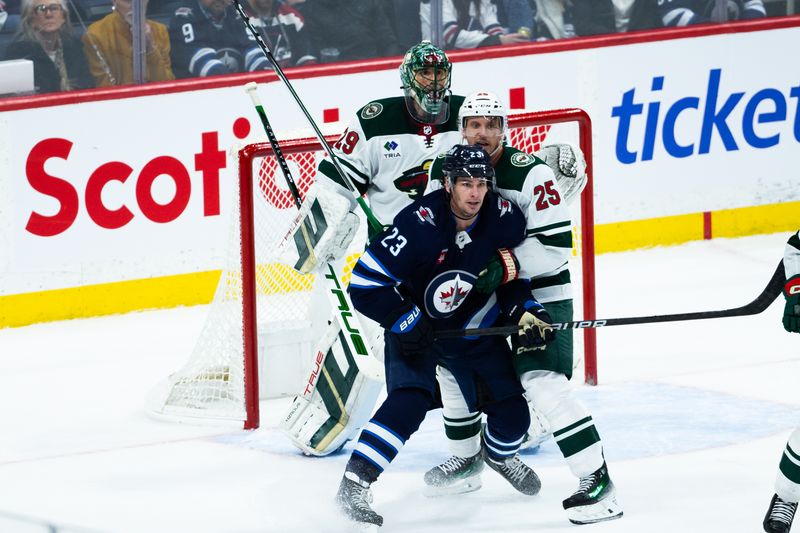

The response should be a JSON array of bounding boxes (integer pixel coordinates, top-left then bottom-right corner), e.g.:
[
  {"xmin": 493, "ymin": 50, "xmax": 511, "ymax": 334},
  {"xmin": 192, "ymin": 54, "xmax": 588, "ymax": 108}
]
[
  {"xmin": 442, "ymin": 144, "xmax": 495, "ymax": 189},
  {"xmin": 458, "ymin": 91, "xmax": 508, "ymax": 140},
  {"xmin": 399, "ymin": 41, "xmax": 452, "ymax": 125}
]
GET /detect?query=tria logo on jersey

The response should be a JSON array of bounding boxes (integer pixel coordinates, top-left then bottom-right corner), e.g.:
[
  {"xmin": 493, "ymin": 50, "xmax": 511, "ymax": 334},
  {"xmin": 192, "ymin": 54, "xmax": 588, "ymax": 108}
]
[
  {"xmin": 612, "ymin": 69, "xmax": 800, "ymax": 164},
  {"xmin": 424, "ymin": 270, "xmax": 476, "ymax": 317}
]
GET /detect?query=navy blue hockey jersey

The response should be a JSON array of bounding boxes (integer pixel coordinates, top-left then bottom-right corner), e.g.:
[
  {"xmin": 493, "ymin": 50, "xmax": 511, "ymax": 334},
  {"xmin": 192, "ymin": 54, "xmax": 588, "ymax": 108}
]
[
  {"xmin": 349, "ymin": 188, "xmax": 529, "ymax": 338},
  {"xmin": 169, "ymin": 0, "xmax": 265, "ymax": 78}
]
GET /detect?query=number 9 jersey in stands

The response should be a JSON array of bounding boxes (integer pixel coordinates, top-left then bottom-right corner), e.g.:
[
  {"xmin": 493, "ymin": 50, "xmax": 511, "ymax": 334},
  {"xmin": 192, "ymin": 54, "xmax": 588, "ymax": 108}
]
[
  {"xmin": 168, "ymin": 0, "xmax": 266, "ymax": 78},
  {"xmin": 317, "ymin": 95, "xmax": 465, "ymax": 229}
]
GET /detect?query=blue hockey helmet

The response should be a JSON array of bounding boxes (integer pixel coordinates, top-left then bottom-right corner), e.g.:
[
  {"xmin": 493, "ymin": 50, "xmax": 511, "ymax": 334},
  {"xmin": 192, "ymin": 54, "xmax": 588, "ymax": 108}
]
[{"xmin": 442, "ymin": 144, "xmax": 495, "ymax": 189}]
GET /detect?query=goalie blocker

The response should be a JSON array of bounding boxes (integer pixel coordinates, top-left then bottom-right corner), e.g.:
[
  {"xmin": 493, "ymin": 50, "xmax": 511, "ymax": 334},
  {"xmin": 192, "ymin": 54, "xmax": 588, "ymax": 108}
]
[{"xmin": 280, "ymin": 143, "xmax": 586, "ymax": 456}]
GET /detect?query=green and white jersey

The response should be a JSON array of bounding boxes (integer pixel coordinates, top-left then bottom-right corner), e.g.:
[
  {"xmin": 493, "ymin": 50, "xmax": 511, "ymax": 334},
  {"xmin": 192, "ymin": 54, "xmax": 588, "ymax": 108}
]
[
  {"xmin": 786, "ymin": 231, "xmax": 800, "ymax": 279},
  {"xmin": 317, "ymin": 95, "xmax": 465, "ymax": 227},
  {"xmin": 427, "ymin": 146, "xmax": 574, "ymax": 304}
]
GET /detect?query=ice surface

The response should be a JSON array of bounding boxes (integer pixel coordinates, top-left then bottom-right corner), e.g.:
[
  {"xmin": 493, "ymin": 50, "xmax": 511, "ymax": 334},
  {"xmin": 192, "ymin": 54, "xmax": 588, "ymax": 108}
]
[{"xmin": 0, "ymin": 233, "xmax": 797, "ymax": 532}]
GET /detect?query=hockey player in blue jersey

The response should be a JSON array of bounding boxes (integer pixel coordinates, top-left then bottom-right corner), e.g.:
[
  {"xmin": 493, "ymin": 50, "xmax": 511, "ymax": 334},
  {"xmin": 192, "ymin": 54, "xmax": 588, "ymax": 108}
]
[{"xmin": 334, "ymin": 144, "xmax": 556, "ymax": 529}]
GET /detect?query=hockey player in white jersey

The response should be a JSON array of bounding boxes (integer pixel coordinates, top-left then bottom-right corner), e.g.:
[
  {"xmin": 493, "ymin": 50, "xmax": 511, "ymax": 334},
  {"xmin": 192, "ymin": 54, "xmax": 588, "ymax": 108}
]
[
  {"xmin": 763, "ymin": 230, "xmax": 800, "ymax": 533},
  {"xmin": 423, "ymin": 91, "xmax": 622, "ymax": 525}
]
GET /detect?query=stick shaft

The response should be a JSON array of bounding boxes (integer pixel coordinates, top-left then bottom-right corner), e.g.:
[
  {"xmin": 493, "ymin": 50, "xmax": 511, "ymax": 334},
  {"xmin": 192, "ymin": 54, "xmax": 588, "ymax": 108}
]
[{"xmin": 437, "ymin": 260, "xmax": 786, "ymax": 339}]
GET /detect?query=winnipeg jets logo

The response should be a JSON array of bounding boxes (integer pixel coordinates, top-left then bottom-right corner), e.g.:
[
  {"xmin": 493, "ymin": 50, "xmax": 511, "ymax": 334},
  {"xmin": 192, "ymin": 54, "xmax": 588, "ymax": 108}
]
[
  {"xmin": 439, "ymin": 277, "xmax": 469, "ymax": 311},
  {"xmin": 415, "ymin": 206, "xmax": 436, "ymax": 226},
  {"xmin": 497, "ymin": 197, "xmax": 512, "ymax": 217},
  {"xmin": 425, "ymin": 270, "xmax": 476, "ymax": 317}
]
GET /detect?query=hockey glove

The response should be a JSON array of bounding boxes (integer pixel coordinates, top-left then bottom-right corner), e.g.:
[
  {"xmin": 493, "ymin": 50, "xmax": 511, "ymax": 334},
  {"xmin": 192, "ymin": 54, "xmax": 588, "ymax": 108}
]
[
  {"xmin": 784, "ymin": 275, "xmax": 800, "ymax": 333},
  {"xmin": 475, "ymin": 248, "xmax": 520, "ymax": 293},
  {"xmin": 384, "ymin": 303, "xmax": 435, "ymax": 356},
  {"xmin": 509, "ymin": 300, "xmax": 555, "ymax": 354}
]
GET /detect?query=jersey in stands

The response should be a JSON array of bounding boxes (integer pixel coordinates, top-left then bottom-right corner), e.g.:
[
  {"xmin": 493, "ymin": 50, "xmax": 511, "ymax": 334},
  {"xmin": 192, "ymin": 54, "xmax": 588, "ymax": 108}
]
[{"xmin": 169, "ymin": 0, "xmax": 263, "ymax": 78}]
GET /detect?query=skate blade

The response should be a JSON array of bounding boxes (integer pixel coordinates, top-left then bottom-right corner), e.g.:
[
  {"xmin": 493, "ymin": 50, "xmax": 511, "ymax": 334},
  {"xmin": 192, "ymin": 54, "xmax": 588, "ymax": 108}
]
[
  {"xmin": 423, "ymin": 475, "xmax": 482, "ymax": 497},
  {"xmin": 566, "ymin": 493, "xmax": 623, "ymax": 525}
]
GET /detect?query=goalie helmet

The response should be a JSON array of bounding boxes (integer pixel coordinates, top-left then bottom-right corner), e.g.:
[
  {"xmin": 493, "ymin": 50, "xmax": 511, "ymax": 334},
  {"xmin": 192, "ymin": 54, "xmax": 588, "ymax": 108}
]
[
  {"xmin": 399, "ymin": 41, "xmax": 452, "ymax": 125},
  {"xmin": 458, "ymin": 91, "xmax": 508, "ymax": 140},
  {"xmin": 442, "ymin": 144, "xmax": 495, "ymax": 189}
]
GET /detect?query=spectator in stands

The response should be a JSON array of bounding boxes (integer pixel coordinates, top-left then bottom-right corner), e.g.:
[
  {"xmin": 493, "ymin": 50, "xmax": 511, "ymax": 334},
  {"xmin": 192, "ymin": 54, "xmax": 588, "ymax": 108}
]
[
  {"xmin": 658, "ymin": 0, "xmax": 766, "ymax": 27},
  {"xmin": 82, "ymin": 0, "xmax": 174, "ymax": 86},
  {"xmin": 303, "ymin": 0, "xmax": 403, "ymax": 62},
  {"xmin": 168, "ymin": 0, "xmax": 268, "ymax": 78},
  {"xmin": 390, "ymin": 0, "xmax": 422, "ymax": 51},
  {"xmin": 4, "ymin": 0, "xmax": 93, "ymax": 93},
  {"xmin": 572, "ymin": 0, "xmax": 662, "ymax": 36},
  {"xmin": 501, "ymin": 0, "xmax": 537, "ymax": 36},
  {"xmin": 420, "ymin": 0, "xmax": 529, "ymax": 49},
  {"xmin": 534, "ymin": 0, "xmax": 575, "ymax": 39},
  {"xmin": 245, "ymin": 0, "xmax": 315, "ymax": 67}
]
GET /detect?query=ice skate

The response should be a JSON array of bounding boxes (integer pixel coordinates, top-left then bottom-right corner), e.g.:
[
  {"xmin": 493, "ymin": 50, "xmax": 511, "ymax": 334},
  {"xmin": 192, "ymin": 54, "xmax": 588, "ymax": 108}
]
[
  {"xmin": 763, "ymin": 493, "xmax": 797, "ymax": 533},
  {"xmin": 562, "ymin": 462, "xmax": 623, "ymax": 525},
  {"xmin": 423, "ymin": 452, "xmax": 483, "ymax": 496},
  {"xmin": 482, "ymin": 447, "xmax": 541, "ymax": 496},
  {"xmin": 336, "ymin": 471, "xmax": 383, "ymax": 531}
]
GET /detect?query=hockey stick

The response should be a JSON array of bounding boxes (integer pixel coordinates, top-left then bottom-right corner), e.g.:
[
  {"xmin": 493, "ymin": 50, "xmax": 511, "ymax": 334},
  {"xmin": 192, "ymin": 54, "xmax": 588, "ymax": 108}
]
[
  {"xmin": 437, "ymin": 260, "xmax": 786, "ymax": 339},
  {"xmin": 232, "ymin": 0, "xmax": 382, "ymax": 234}
]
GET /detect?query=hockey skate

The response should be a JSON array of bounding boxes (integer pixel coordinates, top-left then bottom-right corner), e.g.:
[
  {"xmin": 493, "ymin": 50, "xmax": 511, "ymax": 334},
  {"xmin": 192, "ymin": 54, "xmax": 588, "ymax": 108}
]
[
  {"xmin": 562, "ymin": 462, "xmax": 623, "ymax": 525},
  {"xmin": 336, "ymin": 471, "xmax": 383, "ymax": 530},
  {"xmin": 482, "ymin": 446, "xmax": 541, "ymax": 496},
  {"xmin": 423, "ymin": 452, "xmax": 484, "ymax": 496},
  {"xmin": 763, "ymin": 493, "xmax": 797, "ymax": 533}
]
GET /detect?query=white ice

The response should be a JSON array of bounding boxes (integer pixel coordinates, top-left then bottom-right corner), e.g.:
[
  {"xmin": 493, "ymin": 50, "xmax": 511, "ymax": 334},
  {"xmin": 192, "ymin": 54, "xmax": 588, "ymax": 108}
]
[{"xmin": 0, "ymin": 232, "xmax": 797, "ymax": 533}]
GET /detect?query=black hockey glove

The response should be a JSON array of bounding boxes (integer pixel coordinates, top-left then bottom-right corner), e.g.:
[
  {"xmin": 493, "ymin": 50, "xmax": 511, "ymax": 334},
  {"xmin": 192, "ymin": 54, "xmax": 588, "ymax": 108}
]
[
  {"xmin": 475, "ymin": 248, "xmax": 520, "ymax": 293},
  {"xmin": 384, "ymin": 303, "xmax": 435, "ymax": 356},
  {"xmin": 508, "ymin": 300, "xmax": 555, "ymax": 354},
  {"xmin": 784, "ymin": 275, "xmax": 800, "ymax": 333}
]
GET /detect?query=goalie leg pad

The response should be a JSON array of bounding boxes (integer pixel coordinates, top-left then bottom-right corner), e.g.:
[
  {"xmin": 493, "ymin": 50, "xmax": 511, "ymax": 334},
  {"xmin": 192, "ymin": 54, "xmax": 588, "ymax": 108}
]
[{"xmin": 280, "ymin": 320, "xmax": 383, "ymax": 456}]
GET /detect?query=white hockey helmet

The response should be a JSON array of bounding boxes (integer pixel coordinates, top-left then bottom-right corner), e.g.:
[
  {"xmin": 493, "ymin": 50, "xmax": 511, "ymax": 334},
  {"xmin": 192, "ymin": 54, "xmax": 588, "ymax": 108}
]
[{"xmin": 458, "ymin": 91, "xmax": 508, "ymax": 140}]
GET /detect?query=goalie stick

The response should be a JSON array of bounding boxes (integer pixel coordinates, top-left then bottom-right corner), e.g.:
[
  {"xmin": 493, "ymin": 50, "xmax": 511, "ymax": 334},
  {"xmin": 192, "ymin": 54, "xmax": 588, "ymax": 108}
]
[{"xmin": 437, "ymin": 260, "xmax": 786, "ymax": 339}]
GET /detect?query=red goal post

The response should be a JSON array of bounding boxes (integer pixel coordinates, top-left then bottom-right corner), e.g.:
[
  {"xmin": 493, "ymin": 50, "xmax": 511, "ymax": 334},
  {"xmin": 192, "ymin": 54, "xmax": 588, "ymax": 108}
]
[{"xmin": 237, "ymin": 109, "xmax": 597, "ymax": 427}]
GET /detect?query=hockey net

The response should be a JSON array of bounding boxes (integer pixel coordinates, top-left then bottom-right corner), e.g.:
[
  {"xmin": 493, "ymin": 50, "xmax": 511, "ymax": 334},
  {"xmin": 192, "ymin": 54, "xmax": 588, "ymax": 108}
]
[{"xmin": 145, "ymin": 109, "xmax": 596, "ymax": 429}]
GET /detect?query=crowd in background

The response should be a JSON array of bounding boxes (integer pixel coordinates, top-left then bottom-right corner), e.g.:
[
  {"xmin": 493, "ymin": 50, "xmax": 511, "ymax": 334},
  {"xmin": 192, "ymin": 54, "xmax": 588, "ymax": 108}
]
[{"xmin": 0, "ymin": 0, "xmax": 792, "ymax": 95}]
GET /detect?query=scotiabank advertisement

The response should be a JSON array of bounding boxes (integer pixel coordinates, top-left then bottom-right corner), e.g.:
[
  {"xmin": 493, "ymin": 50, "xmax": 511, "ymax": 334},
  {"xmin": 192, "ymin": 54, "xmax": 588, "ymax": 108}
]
[{"xmin": 1, "ymin": 19, "xmax": 799, "ymax": 323}]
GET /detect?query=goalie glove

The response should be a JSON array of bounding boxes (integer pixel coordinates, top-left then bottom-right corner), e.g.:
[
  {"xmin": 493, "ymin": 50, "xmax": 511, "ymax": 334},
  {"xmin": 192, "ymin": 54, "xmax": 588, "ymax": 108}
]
[
  {"xmin": 784, "ymin": 275, "xmax": 800, "ymax": 333},
  {"xmin": 535, "ymin": 143, "xmax": 587, "ymax": 205},
  {"xmin": 508, "ymin": 300, "xmax": 555, "ymax": 354},
  {"xmin": 475, "ymin": 248, "xmax": 520, "ymax": 293}
]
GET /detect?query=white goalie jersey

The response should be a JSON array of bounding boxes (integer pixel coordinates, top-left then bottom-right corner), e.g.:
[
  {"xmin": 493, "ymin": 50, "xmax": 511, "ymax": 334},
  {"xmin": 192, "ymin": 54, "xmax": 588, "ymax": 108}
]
[{"xmin": 316, "ymin": 95, "xmax": 465, "ymax": 228}]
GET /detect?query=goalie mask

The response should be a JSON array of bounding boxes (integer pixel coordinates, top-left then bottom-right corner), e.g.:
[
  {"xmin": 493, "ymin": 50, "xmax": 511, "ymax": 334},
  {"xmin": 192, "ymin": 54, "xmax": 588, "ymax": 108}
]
[
  {"xmin": 442, "ymin": 144, "xmax": 496, "ymax": 190},
  {"xmin": 458, "ymin": 91, "xmax": 508, "ymax": 141},
  {"xmin": 400, "ymin": 41, "xmax": 452, "ymax": 125}
]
